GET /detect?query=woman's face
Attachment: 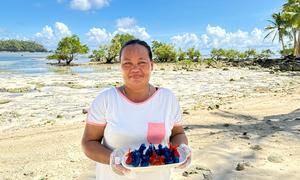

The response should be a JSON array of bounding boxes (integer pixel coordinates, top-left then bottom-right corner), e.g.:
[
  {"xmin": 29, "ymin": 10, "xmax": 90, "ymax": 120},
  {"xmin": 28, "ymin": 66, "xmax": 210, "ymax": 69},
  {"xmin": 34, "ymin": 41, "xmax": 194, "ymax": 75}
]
[{"xmin": 120, "ymin": 44, "xmax": 153, "ymax": 87}]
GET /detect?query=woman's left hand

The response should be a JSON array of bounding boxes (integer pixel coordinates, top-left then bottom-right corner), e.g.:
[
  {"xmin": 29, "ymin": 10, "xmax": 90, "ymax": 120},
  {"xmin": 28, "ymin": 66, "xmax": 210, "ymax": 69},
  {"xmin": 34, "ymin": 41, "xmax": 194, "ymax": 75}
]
[{"xmin": 176, "ymin": 144, "xmax": 192, "ymax": 169}]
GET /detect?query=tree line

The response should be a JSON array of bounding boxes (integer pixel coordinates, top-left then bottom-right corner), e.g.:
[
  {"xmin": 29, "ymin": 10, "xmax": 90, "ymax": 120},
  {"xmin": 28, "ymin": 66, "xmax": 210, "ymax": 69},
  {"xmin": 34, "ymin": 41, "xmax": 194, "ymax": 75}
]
[
  {"xmin": 0, "ymin": 39, "xmax": 47, "ymax": 52},
  {"xmin": 47, "ymin": 33, "xmax": 275, "ymax": 65},
  {"xmin": 264, "ymin": 0, "xmax": 300, "ymax": 57},
  {"xmin": 47, "ymin": 0, "xmax": 300, "ymax": 65}
]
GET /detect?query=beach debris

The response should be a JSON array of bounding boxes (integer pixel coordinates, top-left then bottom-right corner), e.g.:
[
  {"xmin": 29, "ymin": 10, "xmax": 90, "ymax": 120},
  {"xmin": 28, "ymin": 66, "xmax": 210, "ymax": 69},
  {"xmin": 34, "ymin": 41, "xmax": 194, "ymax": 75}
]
[
  {"xmin": 223, "ymin": 123, "xmax": 230, "ymax": 127},
  {"xmin": 183, "ymin": 126, "xmax": 192, "ymax": 131},
  {"xmin": 250, "ymin": 145, "xmax": 262, "ymax": 151},
  {"xmin": 236, "ymin": 163, "xmax": 245, "ymax": 171},
  {"xmin": 0, "ymin": 99, "xmax": 11, "ymax": 104},
  {"xmin": 268, "ymin": 154, "xmax": 284, "ymax": 163},
  {"xmin": 23, "ymin": 172, "xmax": 34, "ymax": 177},
  {"xmin": 82, "ymin": 108, "xmax": 88, "ymax": 114},
  {"xmin": 0, "ymin": 87, "xmax": 32, "ymax": 93},
  {"xmin": 182, "ymin": 165, "xmax": 212, "ymax": 179},
  {"xmin": 271, "ymin": 126, "xmax": 284, "ymax": 131},
  {"xmin": 207, "ymin": 104, "xmax": 220, "ymax": 110},
  {"xmin": 183, "ymin": 110, "xmax": 190, "ymax": 115},
  {"xmin": 182, "ymin": 169, "xmax": 198, "ymax": 177},
  {"xmin": 240, "ymin": 132, "xmax": 250, "ymax": 140},
  {"xmin": 56, "ymin": 114, "xmax": 63, "ymax": 118}
]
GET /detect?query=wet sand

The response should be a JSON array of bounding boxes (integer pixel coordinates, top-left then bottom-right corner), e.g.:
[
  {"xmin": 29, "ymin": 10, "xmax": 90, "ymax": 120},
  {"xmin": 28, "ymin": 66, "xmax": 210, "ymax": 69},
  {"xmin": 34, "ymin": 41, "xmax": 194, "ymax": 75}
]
[{"xmin": 0, "ymin": 64, "xmax": 300, "ymax": 179}]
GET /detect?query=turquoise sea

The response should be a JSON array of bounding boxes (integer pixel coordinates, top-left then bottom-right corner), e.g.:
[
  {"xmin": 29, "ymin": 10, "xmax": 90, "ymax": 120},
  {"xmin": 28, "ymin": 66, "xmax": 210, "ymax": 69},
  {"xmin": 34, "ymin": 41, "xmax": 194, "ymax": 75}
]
[{"xmin": 0, "ymin": 52, "xmax": 95, "ymax": 76}]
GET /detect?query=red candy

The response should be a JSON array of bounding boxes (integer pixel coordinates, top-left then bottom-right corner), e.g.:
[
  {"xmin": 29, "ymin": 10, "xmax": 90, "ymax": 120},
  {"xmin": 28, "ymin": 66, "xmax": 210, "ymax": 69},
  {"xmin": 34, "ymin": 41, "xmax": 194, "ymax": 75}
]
[
  {"xmin": 125, "ymin": 143, "xmax": 180, "ymax": 167},
  {"xmin": 169, "ymin": 143, "xmax": 180, "ymax": 158},
  {"xmin": 126, "ymin": 149, "xmax": 133, "ymax": 165}
]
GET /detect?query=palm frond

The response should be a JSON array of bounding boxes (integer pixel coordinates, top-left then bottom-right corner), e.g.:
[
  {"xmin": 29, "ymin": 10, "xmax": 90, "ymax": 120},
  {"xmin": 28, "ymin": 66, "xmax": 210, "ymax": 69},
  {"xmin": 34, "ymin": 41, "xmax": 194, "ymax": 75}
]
[
  {"xmin": 264, "ymin": 30, "xmax": 275, "ymax": 40},
  {"xmin": 272, "ymin": 32, "xmax": 278, "ymax": 42}
]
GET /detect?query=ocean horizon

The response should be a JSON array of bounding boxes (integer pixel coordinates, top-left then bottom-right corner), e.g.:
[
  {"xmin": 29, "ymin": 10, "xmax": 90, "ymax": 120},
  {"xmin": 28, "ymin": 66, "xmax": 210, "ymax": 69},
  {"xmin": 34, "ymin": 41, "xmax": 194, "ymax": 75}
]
[{"xmin": 0, "ymin": 52, "xmax": 94, "ymax": 76}]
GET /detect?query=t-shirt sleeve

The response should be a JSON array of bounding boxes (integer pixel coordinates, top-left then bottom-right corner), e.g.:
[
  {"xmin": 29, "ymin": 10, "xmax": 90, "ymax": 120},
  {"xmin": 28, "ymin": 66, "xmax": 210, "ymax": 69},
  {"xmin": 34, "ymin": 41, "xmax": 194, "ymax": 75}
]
[
  {"xmin": 86, "ymin": 93, "xmax": 107, "ymax": 126},
  {"xmin": 171, "ymin": 93, "xmax": 183, "ymax": 127}
]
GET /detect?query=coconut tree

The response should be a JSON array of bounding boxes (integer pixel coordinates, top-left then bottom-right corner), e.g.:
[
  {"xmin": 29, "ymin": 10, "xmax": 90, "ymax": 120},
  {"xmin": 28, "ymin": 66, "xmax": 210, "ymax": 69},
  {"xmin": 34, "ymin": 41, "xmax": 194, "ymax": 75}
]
[
  {"xmin": 264, "ymin": 12, "xmax": 289, "ymax": 52},
  {"xmin": 282, "ymin": 0, "xmax": 300, "ymax": 57}
]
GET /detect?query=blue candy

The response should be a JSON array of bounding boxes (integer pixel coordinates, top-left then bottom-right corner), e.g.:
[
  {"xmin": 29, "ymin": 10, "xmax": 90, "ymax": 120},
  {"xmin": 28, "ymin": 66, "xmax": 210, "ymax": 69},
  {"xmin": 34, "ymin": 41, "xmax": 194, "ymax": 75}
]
[
  {"xmin": 138, "ymin": 143, "xmax": 146, "ymax": 154},
  {"xmin": 131, "ymin": 150, "xmax": 141, "ymax": 167},
  {"xmin": 127, "ymin": 143, "xmax": 180, "ymax": 167}
]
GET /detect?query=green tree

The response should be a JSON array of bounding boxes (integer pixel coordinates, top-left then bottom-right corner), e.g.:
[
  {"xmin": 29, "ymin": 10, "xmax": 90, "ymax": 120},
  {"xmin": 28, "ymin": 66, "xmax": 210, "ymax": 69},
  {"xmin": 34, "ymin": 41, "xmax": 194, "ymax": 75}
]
[
  {"xmin": 237, "ymin": 52, "xmax": 247, "ymax": 60},
  {"xmin": 282, "ymin": 0, "xmax": 300, "ymax": 57},
  {"xmin": 47, "ymin": 35, "xmax": 89, "ymax": 65},
  {"xmin": 264, "ymin": 12, "xmax": 289, "ymax": 52},
  {"xmin": 224, "ymin": 49, "xmax": 240, "ymax": 60},
  {"xmin": 89, "ymin": 44, "xmax": 117, "ymax": 63},
  {"xmin": 258, "ymin": 49, "xmax": 274, "ymax": 59},
  {"xmin": 210, "ymin": 48, "xmax": 226, "ymax": 60},
  {"xmin": 186, "ymin": 47, "xmax": 201, "ymax": 62},
  {"xmin": 152, "ymin": 40, "xmax": 177, "ymax": 62},
  {"xmin": 244, "ymin": 48, "xmax": 257, "ymax": 59},
  {"xmin": 111, "ymin": 33, "xmax": 135, "ymax": 62},
  {"xmin": 177, "ymin": 48, "xmax": 187, "ymax": 61},
  {"xmin": 89, "ymin": 33, "xmax": 135, "ymax": 63},
  {"xmin": 280, "ymin": 48, "xmax": 294, "ymax": 57},
  {"xmin": 0, "ymin": 40, "xmax": 47, "ymax": 52}
]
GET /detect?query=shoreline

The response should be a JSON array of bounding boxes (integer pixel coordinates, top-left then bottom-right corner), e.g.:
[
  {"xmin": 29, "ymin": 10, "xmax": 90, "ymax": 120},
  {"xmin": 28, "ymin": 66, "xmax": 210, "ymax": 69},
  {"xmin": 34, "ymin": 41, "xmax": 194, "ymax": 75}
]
[{"xmin": 1, "ymin": 65, "xmax": 300, "ymax": 132}]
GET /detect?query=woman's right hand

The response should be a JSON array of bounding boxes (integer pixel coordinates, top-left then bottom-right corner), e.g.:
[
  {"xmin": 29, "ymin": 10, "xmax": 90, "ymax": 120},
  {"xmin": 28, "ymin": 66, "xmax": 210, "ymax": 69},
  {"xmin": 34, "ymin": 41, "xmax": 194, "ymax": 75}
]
[{"xmin": 110, "ymin": 148, "xmax": 131, "ymax": 176}]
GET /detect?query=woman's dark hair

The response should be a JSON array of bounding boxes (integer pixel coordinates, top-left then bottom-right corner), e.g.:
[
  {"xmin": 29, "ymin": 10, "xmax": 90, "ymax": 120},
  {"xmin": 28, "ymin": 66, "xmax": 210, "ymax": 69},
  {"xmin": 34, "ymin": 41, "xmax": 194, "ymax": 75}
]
[{"xmin": 119, "ymin": 39, "xmax": 153, "ymax": 61}]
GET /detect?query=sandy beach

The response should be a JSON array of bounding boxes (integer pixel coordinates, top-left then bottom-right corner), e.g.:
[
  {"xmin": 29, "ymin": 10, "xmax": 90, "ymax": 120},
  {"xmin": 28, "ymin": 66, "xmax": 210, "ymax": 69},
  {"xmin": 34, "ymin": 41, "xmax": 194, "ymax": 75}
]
[{"xmin": 1, "ymin": 64, "xmax": 300, "ymax": 179}]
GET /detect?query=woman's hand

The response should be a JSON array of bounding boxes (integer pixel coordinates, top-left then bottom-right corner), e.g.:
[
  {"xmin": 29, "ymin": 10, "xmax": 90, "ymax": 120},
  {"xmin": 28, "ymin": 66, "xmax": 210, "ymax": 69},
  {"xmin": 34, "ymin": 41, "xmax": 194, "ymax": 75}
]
[
  {"xmin": 110, "ymin": 148, "xmax": 131, "ymax": 176},
  {"xmin": 176, "ymin": 144, "xmax": 192, "ymax": 169}
]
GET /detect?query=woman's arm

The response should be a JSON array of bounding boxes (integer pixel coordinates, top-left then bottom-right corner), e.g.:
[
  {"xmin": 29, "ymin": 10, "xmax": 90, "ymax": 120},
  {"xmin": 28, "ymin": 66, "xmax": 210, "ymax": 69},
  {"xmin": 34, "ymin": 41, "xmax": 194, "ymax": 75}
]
[
  {"xmin": 81, "ymin": 124, "xmax": 112, "ymax": 164},
  {"xmin": 170, "ymin": 125, "xmax": 188, "ymax": 145}
]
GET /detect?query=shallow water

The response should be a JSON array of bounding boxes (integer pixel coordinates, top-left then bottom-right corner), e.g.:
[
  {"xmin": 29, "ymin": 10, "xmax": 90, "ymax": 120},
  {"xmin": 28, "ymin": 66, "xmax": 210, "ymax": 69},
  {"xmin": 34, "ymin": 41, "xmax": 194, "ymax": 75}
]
[{"xmin": 0, "ymin": 52, "xmax": 94, "ymax": 75}]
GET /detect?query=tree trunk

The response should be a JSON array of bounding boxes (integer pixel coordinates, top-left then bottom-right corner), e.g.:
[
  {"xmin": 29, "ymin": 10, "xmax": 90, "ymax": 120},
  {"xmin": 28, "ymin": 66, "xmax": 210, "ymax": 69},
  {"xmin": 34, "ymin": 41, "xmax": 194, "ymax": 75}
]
[
  {"xmin": 66, "ymin": 54, "xmax": 74, "ymax": 65},
  {"xmin": 106, "ymin": 58, "xmax": 113, "ymax": 64},
  {"xmin": 293, "ymin": 28, "xmax": 297, "ymax": 57},
  {"xmin": 280, "ymin": 35, "xmax": 285, "ymax": 51},
  {"xmin": 296, "ymin": 28, "xmax": 300, "ymax": 58}
]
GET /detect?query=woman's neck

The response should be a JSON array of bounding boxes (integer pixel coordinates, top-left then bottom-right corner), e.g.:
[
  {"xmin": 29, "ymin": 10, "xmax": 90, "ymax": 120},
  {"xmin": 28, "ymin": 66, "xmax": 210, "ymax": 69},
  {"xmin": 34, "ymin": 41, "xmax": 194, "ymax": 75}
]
[{"xmin": 122, "ymin": 84, "xmax": 152, "ymax": 103}]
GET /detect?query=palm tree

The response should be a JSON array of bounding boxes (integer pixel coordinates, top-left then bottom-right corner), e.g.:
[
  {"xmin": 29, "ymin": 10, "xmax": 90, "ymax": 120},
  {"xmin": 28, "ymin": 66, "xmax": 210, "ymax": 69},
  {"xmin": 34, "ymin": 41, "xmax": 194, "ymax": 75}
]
[
  {"xmin": 282, "ymin": 0, "xmax": 300, "ymax": 57},
  {"xmin": 264, "ymin": 12, "xmax": 288, "ymax": 52}
]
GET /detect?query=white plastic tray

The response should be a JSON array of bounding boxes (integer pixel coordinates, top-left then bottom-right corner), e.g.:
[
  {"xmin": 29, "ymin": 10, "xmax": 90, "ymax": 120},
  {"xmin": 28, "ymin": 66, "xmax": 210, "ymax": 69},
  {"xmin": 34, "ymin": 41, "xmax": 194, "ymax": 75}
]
[{"xmin": 121, "ymin": 149, "xmax": 187, "ymax": 172}]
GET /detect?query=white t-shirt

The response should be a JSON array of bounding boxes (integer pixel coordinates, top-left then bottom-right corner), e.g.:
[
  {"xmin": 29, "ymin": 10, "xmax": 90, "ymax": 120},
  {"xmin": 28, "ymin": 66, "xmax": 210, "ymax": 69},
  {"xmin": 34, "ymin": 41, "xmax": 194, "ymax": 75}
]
[{"xmin": 86, "ymin": 87, "xmax": 183, "ymax": 180}]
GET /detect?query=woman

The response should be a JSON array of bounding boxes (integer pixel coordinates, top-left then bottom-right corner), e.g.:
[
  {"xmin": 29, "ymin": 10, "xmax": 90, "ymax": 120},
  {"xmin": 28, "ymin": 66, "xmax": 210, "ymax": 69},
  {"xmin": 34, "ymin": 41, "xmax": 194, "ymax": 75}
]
[{"xmin": 81, "ymin": 39, "xmax": 191, "ymax": 180}]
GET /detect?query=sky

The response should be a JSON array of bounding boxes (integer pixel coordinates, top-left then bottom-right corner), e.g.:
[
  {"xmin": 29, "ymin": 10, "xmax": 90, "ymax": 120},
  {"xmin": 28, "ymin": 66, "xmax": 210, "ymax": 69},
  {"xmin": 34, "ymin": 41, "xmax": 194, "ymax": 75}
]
[{"xmin": 0, "ymin": 0, "xmax": 286, "ymax": 54}]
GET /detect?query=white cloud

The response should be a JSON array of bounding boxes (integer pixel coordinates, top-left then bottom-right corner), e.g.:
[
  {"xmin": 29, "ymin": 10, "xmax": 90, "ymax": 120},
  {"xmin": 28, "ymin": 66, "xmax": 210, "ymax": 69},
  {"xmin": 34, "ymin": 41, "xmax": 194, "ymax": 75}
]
[
  {"xmin": 116, "ymin": 17, "xmax": 136, "ymax": 29},
  {"xmin": 55, "ymin": 22, "xmax": 72, "ymax": 39},
  {"xmin": 171, "ymin": 25, "xmax": 280, "ymax": 54},
  {"xmin": 171, "ymin": 33, "xmax": 199, "ymax": 49},
  {"xmin": 206, "ymin": 24, "xmax": 227, "ymax": 37},
  {"xmin": 86, "ymin": 27, "xmax": 112, "ymax": 46},
  {"xmin": 34, "ymin": 22, "xmax": 72, "ymax": 50},
  {"xmin": 84, "ymin": 17, "xmax": 151, "ymax": 49},
  {"xmin": 93, "ymin": 0, "xmax": 109, "ymax": 8},
  {"xmin": 70, "ymin": 0, "xmax": 109, "ymax": 11},
  {"xmin": 70, "ymin": 0, "xmax": 91, "ymax": 11},
  {"xmin": 115, "ymin": 26, "xmax": 150, "ymax": 40},
  {"xmin": 114, "ymin": 17, "xmax": 150, "ymax": 40},
  {"xmin": 35, "ymin": 25, "xmax": 54, "ymax": 40}
]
